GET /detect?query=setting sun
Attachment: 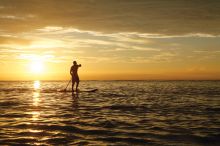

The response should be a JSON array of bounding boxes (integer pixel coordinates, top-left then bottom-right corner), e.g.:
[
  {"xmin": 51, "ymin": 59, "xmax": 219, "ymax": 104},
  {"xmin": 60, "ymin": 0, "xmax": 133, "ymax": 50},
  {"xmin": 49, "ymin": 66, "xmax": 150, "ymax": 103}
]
[{"xmin": 30, "ymin": 61, "xmax": 44, "ymax": 74}]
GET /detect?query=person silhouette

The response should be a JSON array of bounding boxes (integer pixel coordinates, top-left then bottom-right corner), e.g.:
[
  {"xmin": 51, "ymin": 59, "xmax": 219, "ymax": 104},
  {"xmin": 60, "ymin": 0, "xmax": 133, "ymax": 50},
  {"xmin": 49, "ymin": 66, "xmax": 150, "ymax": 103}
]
[{"xmin": 70, "ymin": 61, "xmax": 81, "ymax": 92}]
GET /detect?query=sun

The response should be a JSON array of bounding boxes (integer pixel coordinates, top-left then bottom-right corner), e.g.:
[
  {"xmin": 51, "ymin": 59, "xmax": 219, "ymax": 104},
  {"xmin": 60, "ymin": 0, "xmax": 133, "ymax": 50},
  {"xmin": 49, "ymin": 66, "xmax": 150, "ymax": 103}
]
[{"xmin": 30, "ymin": 61, "xmax": 44, "ymax": 74}]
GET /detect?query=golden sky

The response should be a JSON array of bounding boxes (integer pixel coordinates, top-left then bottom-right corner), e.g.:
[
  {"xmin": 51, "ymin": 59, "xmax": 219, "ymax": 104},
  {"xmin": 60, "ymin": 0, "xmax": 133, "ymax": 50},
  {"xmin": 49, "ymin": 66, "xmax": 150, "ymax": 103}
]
[{"xmin": 0, "ymin": 0, "xmax": 220, "ymax": 80}]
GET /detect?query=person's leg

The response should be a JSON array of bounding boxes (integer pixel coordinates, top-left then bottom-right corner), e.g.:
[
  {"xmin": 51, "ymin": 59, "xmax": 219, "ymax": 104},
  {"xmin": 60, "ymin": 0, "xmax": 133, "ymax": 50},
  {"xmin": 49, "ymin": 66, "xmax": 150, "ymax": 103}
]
[
  {"xmin": 76, "ymin": 81, "xmax": 79, "ymax": 92},
  {"xmin": 76, "ymin": 76, "xmax": 80, "ymax": 92},
  {"xmin": 72, "ymin": 81, "xmax": 75, "ymax": 92}
]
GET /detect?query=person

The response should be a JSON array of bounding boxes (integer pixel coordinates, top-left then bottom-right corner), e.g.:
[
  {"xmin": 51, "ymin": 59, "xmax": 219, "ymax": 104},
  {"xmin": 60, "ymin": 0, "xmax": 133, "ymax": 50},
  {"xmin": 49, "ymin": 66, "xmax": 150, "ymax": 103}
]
[{"xmin": 70, "ymin": 61, "xmax": 81, "ymax": 92}]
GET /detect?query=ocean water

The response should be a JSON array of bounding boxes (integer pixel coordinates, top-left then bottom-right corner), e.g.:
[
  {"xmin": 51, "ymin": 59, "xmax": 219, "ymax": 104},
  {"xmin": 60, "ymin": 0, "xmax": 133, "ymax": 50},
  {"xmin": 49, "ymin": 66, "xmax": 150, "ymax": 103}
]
[{"xmin": 0, "ymin": 81, "xmax": 219, "ymax": 146}]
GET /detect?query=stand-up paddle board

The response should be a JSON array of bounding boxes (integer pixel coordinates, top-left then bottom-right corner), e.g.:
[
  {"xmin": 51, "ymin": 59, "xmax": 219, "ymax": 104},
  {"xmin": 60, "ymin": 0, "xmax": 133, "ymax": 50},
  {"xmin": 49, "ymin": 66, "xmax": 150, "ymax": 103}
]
[{"xmin": 58, "ymin": 89, "xmax": 98, "ymax": 93}]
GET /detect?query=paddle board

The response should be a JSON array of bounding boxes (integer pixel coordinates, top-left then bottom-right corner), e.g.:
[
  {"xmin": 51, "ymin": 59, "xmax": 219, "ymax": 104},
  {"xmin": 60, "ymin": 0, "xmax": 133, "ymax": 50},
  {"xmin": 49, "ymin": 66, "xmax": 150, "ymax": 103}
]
[{"xmin": 58, "ymin": 89, "xmax": 98, "ymax": 93}]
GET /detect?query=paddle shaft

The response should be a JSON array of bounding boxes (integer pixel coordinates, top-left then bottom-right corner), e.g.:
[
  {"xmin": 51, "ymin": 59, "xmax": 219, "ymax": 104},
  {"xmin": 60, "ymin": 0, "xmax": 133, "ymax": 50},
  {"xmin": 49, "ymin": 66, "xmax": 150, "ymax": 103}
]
[{"xmin": 65, "ymin": 79, "xmax": 71, "ymax": 91}]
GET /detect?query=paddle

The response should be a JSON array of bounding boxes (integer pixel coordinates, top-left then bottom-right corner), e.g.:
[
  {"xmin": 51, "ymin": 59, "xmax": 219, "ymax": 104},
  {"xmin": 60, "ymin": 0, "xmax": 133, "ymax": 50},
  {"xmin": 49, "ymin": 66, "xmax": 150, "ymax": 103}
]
[{"xmin": 63, "ymin": 79, "xmax": 71, "ymax": 92}]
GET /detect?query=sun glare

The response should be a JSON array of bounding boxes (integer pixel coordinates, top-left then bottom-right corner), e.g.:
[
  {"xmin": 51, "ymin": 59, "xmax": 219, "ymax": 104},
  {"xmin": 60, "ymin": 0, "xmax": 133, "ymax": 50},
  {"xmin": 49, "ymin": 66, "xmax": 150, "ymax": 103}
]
[{"xmin": 30, "ymin": 61, "xmax": 44, "ymax": 74}]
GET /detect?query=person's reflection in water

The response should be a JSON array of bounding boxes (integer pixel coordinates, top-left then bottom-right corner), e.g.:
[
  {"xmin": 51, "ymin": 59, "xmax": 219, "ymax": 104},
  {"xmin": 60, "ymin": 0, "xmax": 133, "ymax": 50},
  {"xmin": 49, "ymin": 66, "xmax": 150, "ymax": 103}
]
[{"xmin": 71, "ymin": 92, "xmax": 79, "ymax": 110}]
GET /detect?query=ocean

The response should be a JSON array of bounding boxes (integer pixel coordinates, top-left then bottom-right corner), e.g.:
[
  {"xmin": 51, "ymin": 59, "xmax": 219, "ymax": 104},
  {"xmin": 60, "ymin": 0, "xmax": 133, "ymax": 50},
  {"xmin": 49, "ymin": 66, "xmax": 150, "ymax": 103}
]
[{"xmin": 0, "ymin": 81, "xmax": 219, "ymax": 145}]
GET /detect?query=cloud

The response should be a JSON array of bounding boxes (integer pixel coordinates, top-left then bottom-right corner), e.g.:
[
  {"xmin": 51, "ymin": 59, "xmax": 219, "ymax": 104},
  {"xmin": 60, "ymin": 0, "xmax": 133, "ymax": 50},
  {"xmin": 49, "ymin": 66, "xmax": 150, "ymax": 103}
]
[
  {"xmin": 0, "ymin": 14, "xmax": 35, "ymax": 20},
  {"xmin": 0, "ymin": 0, "xmax": 220, "ymax": 35},
  {"xmin": 0, "ymin": 35, "xmax": 32, "ymax": 45},
  {"xmin": 129, "ymin": 52, "xmax": 177, "ymax": 63},
  {"xmin": 131, "ymin": 46, "xmax": 160, "ymax": 51},
  {"xmin": 0, "ymin": 25, "xmax": 219, "ymax": 65},
  {"xmin": 193, "ymin": 50, "xmax": 220, "ymax": 54},
  {"xmin": 17, "ymin": 54, "xmax": 55, "ymax": 62}
]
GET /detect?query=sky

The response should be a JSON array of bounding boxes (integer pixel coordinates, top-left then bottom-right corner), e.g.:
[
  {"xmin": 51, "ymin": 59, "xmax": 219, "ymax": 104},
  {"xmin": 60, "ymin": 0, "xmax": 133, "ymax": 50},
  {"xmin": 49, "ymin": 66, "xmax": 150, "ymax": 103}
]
[{"xmin": 0, "ymin": 0, "xmax": 220, "ymax": 80}]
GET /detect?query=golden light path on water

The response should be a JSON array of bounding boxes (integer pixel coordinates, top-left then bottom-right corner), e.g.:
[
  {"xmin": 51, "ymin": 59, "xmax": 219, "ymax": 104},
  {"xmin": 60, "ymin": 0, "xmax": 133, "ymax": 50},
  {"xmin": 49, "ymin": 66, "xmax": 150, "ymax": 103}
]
[
  {"xmin": 23, "ymin": 80, "xmax": 44, "ymax": 140},
  {"xmin": 31, "ymin": 80, "xmax": 41, "ymax": 121}
]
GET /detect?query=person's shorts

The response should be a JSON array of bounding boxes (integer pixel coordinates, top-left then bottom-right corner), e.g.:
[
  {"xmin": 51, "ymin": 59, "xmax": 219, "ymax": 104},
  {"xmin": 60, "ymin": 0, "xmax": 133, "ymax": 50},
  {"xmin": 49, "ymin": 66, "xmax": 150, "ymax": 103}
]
[{"xmin": 72, "ymin": 76, "xmax": 79, "ymax": 83}]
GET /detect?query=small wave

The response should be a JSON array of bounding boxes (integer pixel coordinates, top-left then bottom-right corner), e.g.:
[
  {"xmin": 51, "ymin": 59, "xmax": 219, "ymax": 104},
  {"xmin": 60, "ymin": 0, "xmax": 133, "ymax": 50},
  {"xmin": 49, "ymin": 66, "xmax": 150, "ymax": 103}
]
[
  {"xmin": 0, "ymin": 101, "xmax": 19, "ymax": 107},
  {"xmin": 0, "ymin": 114, "xmax": 26, "ymax": 118},
  {"xmin": 42, "ymin": 137, "xmax": 71, "ymax": 145},
  {"xmin": 101, "ymin": 105, "xmax": 150, "ymax": 113},
  {"xmin": 158, "ymin": 134, "xmax": 220, "ymax": 145},
  {"xmin": 0, "ymin": 138, "xmax": 38, "ymax": 145},
  {"xmin": 95, "ymin": 137, "xmax": 150, "ymax": 144},
  {"xmin": 205, "ymin": 107, "xmax": 220, "ymax": 112},
  {"xmin": 0, "ymin": 88, "xmax": 31, "ymax": 93},
  {"xmin": 100, "ymin": 92, "xmax": 128, "ymax": 97}
]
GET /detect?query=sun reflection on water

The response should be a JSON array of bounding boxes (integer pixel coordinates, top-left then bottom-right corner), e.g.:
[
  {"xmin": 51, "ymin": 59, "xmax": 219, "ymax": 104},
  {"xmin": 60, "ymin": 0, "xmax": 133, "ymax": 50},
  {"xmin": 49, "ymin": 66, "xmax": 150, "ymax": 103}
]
[
  {"xmin": 29, "ymin": 129, "xmax": 43, "ymax": 133},
  {"xmin": 33, "ymin": 80, "xmax": 41, "ymax": 107},
  {"xmin": 31, "ymin": 111, "xmax": 40, "ymax": 121},
  {"xmin": 34, "ymin": 80, "xmax": 40, "ymax": 90},
  {"xmin": 31, "ymin": 80, "xmax": 42, "ymax": 121},
  {"xmin": 33, "ymin": 92, "xmax": 41, "ymax": 106}
]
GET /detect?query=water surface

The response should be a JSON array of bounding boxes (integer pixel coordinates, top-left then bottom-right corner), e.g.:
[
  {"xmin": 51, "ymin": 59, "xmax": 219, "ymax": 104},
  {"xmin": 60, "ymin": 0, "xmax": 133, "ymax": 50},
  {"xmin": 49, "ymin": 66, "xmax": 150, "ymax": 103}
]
[{"xmin": 0, "ymin": 81, "xmax": 219, "ymax": 145}]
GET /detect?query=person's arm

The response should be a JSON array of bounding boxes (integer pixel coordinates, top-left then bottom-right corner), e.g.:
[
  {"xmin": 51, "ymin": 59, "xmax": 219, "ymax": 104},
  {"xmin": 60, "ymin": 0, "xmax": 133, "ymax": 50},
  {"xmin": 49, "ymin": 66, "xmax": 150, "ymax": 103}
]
[{"xmin": 78, "ymin": 64, "xmax": 82, "ymax": 67}]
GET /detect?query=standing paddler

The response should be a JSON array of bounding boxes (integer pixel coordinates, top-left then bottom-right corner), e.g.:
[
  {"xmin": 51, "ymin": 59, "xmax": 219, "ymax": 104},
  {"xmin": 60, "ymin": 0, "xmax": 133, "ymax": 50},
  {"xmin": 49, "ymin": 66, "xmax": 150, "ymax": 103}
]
[{"xmin": 70, "ymin": 61, "xmax": 81, "ymax": 92}]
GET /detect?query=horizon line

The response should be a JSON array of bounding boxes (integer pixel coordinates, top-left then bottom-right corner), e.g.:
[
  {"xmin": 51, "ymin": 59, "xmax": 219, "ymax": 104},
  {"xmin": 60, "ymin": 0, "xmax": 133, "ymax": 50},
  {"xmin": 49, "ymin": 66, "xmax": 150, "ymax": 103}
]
[{"xmin": 0, "ymin": 79, "xmax": 220, "ymax": 82}]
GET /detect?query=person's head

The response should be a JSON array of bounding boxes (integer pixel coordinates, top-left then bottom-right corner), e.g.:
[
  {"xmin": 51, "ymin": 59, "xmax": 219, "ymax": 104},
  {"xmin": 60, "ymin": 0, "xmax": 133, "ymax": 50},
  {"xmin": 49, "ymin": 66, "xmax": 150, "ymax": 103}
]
[{"xmin": 73, "ymin": 61, "xmax": 77, "ymax": 65}]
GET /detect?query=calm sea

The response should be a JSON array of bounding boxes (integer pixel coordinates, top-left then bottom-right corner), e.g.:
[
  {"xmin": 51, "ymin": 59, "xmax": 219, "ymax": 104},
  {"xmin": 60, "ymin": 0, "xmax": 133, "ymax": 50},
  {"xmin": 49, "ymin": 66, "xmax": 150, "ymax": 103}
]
[{"xmin": 0, "ymin": 81, "xmax": 219, "ymax": 145}]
